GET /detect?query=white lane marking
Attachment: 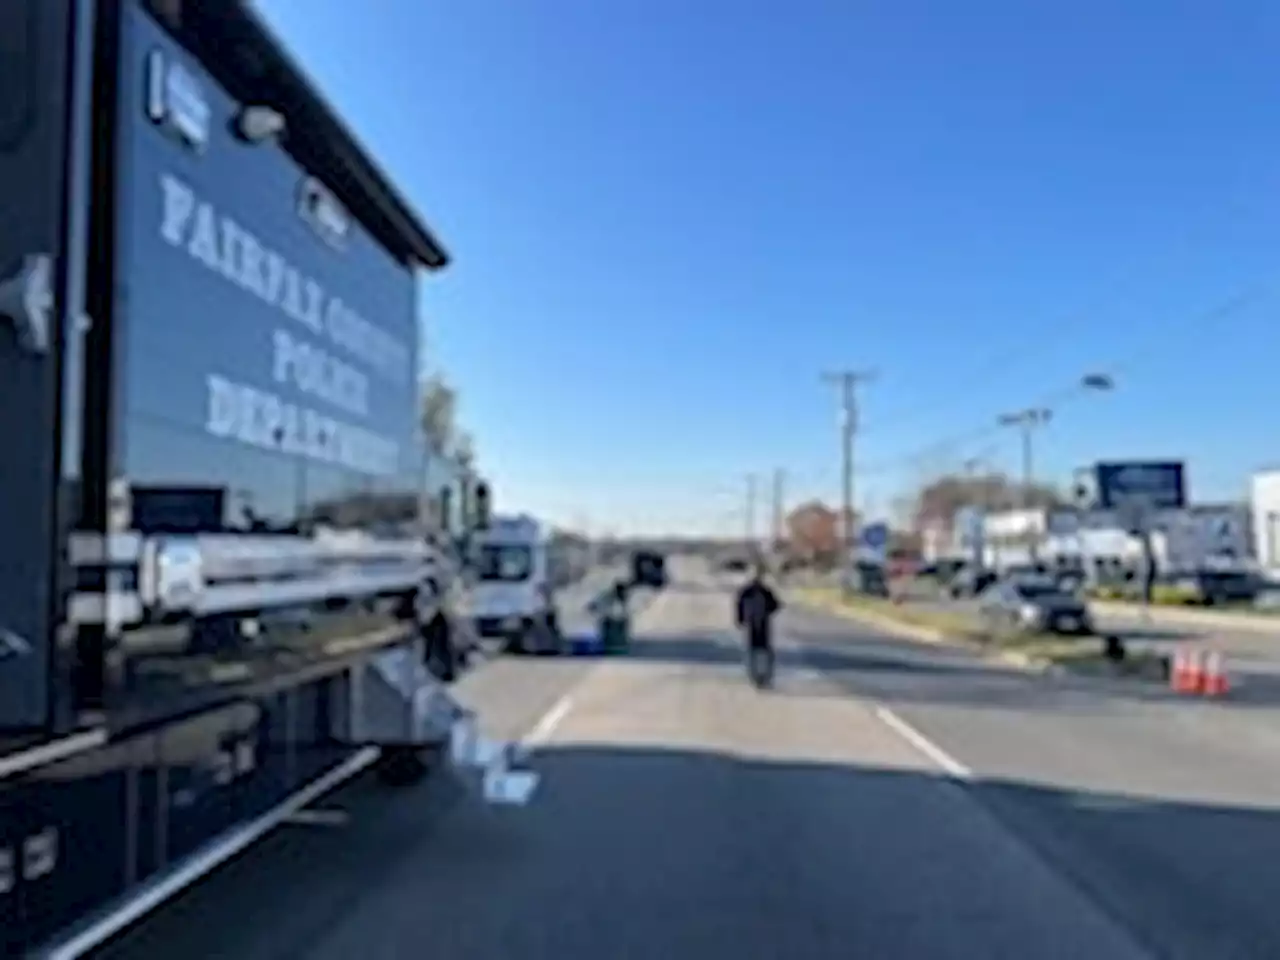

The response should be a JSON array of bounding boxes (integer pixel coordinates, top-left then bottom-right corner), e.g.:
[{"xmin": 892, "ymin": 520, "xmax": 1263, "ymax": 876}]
[
  {"xmin": 284, "ymin": 808, "xmax": 351, "ymax": 828},
  {"xmin": 523, "ymin": 693, "xmax": 575, "ymax": 747},
  {"xmin": 874, "ymin": 706, "xmax": 973, "ymax": 780},
  {"xmin": 517, "ymin": 577, "xmax": 676, "ymax": 749}
]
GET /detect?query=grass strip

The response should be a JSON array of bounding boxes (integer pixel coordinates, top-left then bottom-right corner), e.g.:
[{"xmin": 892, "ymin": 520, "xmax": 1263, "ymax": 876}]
[{"xmin": 798, "ymin": 588, "xmax": 1167, "ymax": 680}]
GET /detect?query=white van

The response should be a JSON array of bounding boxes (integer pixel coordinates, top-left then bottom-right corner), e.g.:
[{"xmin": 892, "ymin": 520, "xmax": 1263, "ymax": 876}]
[{"xmin": 469, "ymin": 514, "xmax": 560, "ymax": 654}]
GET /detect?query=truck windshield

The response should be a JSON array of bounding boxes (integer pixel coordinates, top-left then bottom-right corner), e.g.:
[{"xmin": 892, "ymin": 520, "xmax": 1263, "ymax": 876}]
[{"xmin": 477, "ymin": 545, "xmax": 534, "ymax": 582}]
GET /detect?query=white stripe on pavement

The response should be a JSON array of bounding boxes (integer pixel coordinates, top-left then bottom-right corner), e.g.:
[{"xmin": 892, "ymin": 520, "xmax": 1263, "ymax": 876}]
[
  {"xmin": 874, "ymin": 706, "xmax": 974, "ymax": 780},
  {"xmin": 523, "ymin": 694, "xmax": 576, "ymax": 747}
]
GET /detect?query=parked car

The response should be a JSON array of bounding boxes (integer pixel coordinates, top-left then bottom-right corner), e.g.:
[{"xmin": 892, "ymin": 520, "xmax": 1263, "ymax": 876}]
[
  {"xmin": 977, "ymin": 576, "xmax": 1093, "ymax": 635},
  {"xmin": 948, "ymin": 565, "xmax": 998, "ymax": 599},
  {"xmin": 888, "ymin": 557, "xmax": 917, "ymax": 579},
  {"xmin": 933, "ymin": 558, "xmax": 968, "ymax": 583},
  {"xmin": 1152, "ymin": 570, "xmax": 1262, "ymax": 606},
  {"xmin": 1003, "ymin": 562, "xmax": 1049, "ymax": 579}
]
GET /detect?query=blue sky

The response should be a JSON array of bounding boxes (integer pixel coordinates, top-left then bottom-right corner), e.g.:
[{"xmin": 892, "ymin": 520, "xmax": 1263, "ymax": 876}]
[{"xmin": 259, "ymin": 0, "xmax": 1280, "ymax": 536}]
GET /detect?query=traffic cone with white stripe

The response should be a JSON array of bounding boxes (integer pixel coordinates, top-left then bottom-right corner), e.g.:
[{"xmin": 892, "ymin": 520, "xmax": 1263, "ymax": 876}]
[
  {"xmin": 1202, "ymin": 649, "xmax": 1230, "ymax": 698},
  {"xmin": 1169, "ymin": 648, "xmax": 1186, "ymax": 692},
  {"xmin": 1171, "ymin": 647, "xmax": 1204, "ymax": 694},
  {"xmin": 1185, "ymin": 648, "xmax": 1206, "ymax": 694}
]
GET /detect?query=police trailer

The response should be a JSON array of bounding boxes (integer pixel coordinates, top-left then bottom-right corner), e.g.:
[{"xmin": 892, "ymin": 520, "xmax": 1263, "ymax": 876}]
[{"xmin": 0, "ymin": 1, "xmax": 535, "ymax": 955}]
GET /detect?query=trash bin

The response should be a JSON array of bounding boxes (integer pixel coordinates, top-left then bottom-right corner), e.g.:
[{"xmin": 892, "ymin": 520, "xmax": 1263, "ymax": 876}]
[
  {"xmin": 594, "ymin": 582, "xmax": 631, "ymax": 652},
  {"xmin": 600, "ymin": 613, "xmax": 630, "ymax": 652}
]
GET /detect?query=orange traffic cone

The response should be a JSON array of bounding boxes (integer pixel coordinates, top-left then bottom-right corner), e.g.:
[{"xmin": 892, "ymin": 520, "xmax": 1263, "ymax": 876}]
[
  {"xmin": 1171, "ymin": 648, "xmax": 1204, "ymax": 694},
  {"xmin": 1169, "ymin": 649, "xmax": 1185, "ymax": 692},
  {"xmin": 1185, "ymin": 649, "xmax": 1206, "ymax": 694},
  {"xmin": 1202, "ymin": 650, "xmax": 1230, "ymax": 697}
]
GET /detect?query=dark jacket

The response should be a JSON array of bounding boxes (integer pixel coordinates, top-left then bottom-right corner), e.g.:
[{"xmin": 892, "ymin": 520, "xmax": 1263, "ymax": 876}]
[{"xmin": 735, "ymin": 578, "xmax": 781, "ymax": 646}]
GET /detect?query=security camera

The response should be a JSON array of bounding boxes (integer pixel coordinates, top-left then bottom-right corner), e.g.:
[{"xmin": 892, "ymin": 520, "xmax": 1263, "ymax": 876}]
[{"xmin": 233, "ymin": 105, "xmax": 286, "ymax": 144}]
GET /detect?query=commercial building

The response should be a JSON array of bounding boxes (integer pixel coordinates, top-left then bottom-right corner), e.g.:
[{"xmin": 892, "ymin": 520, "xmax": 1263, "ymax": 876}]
[
  {"xmin": 1251, "ymin": 470, "xmax": 1280, "ymax": 572},
  {"xmin": 930, "ymin": 503, "xmax": 1251, "ymax": 574}
]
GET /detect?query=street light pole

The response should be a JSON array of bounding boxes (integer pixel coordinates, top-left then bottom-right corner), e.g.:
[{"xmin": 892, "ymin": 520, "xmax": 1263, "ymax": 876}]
[
  {"xmin": 991, "ymin": 373, "xmax": 1114, "ymax": 570},
  {"xmin": 962, "ymin": 455, "xmax": 987, "ymax": 569},
  {"xmin": 998, "ymin": 408, "xmax": 1052, "ymax": 506}
]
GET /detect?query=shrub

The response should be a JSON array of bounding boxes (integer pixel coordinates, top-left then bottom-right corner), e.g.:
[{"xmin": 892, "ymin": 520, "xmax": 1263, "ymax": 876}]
[{"xmin": 1150, "ymin": 584, "xmax": 1200, "ymax": 606}]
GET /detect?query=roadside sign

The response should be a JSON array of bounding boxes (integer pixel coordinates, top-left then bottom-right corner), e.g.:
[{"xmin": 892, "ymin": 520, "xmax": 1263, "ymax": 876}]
[
  {"xmin": 861, "ymin": 522, "xmax": 888, "ymax": 549},
  {"xmin": 857, "ymin": 522, "xmax": 890, "ymax": 565},
  {"xmin": 1095, "ymin": 461, "xmax": 1186, "ymax": 512}
]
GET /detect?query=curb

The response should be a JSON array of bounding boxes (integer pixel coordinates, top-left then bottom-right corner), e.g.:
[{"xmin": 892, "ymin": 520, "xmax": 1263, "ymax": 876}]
[{"xmin": 1090, "ymin": 600, "xmax": 1280, "ymax": 634}]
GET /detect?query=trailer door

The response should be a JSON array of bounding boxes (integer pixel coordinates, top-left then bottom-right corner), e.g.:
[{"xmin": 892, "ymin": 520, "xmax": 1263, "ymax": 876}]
[{"xmin": 0, "ymin": 0, "xmax": 94, "ymax": 729}]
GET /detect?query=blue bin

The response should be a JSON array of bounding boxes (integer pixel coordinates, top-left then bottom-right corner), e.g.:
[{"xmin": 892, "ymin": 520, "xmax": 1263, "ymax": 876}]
[{"xmin": 569, "ymin": 635, "xmax": 605, "ymax": 656}]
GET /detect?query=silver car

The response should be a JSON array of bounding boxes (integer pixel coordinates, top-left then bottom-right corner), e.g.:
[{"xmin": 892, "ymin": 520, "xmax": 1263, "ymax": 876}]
[{"xmin": 977, "ymin": 576, "xmax": 1093, "ymax": 635}]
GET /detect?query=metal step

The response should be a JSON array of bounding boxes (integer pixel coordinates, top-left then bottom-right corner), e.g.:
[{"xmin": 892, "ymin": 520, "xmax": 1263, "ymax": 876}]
[{"xmin": 344, "ymin": 642, "xmax": 539, "ymax": 806}]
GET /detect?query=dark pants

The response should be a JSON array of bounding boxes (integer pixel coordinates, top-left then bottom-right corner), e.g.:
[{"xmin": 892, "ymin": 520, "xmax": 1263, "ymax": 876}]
[
  {"xmin": 748, "ymin": 644, "xmax": 774, "ymax": 684},
  {"xmin": 423, "ymin": 613, "xmax": 457, "ymax": 681},
  {"xmin": 744, "ymin": 622, "xmax": 772, "ymax": 650}
]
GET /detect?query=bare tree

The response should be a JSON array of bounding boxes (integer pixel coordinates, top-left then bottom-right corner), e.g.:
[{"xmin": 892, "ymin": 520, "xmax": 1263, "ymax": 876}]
[
  {"xmin": 888, "ymin": 494, "xmax": 917, "ymax": 531},
  {"xmin": 454, "ymin": 429, "xmax": 475, "ymax": 471},
  {"xmin": 910, "ymin": 472, "xmax": 1063, "ymax": 533},
  {"xmin": 785, "ymin": 501, "xmax": 848, "ymax": 566},
  {"xmin": 420, "ymin": 374, "xmax": 456, "ymax": 456}
]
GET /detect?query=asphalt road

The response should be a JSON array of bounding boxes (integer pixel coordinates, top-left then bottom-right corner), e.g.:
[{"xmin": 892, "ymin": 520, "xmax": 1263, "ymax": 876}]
[{"xmin": 91, "ymin": 558, "xmax": 1280, "ymax": 959}]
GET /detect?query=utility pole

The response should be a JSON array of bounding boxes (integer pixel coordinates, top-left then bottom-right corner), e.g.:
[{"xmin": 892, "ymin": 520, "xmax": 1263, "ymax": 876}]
[
  {"xmin": 745, "ymin": 472, "xmax": 758, "ymax": 553},
  {"xmin": 961, "ymin": 455, "xmax": 986, "ymax": 569},
  {"xmin": 771, "ymin": 468, "xmax": 786, "ymax": 553},
  {"xmin": 823, "ymin": 369, "xmax": 876, "ymax": 595},
  {"xmin": 962, "ymin": 454, "xmax": 988, "ymax": 514},
  {"xmin": 997, "ymin": 408, "xmax": 1051, "ymax": 504},
  {"xmin": 997, "ymin": 407, "xmax": 1052, "ymax": 561}
]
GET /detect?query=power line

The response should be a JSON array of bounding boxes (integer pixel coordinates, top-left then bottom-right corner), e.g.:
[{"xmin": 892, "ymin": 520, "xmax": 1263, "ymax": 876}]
[
  {"xmin": 861, "ymin": 195, "xmax": 1266, "ymax": 437},
  {"xmin": 856, "ymin": 283, "xmax": 1268, "ymax": 480}
]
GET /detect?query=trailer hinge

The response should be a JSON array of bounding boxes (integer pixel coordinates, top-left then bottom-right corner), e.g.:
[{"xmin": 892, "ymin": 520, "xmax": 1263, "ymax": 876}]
[
  {"xmin": 0, "ymin": 253, "xmax": 53, "ymax": 355},
  {"xmin": 0, "ymin": 628, "xmax": 32, "ymax": 661}
]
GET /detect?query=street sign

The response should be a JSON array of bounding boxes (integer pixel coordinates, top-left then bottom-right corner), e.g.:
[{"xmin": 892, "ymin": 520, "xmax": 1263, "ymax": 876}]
[
  {"xmin": 1095, "ymin": 461, "xmax": 1186, "ymax": 512},
  {"xmin": 861, "ymin": 522, "xmax": 888, "ymax": 549},
  {"xmin": 857, "ymin": 522, "xmax": 890, "ymax": 565}
]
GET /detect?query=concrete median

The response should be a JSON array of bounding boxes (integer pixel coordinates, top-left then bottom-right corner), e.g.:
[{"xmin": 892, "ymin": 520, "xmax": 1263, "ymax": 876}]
[
  {"xmin": 795, "ymin": 588, "xmax": 1168, "ymax": 682},
  {"xmin": 1090, "ymin": 599, "xmax": 1280, "ymax": 634}
]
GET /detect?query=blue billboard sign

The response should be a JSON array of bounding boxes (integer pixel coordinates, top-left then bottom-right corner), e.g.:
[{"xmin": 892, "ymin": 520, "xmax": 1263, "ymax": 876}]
[{"xmin": 1095, "ymin": 461, "xmax": 1186, "ymax": 512}]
